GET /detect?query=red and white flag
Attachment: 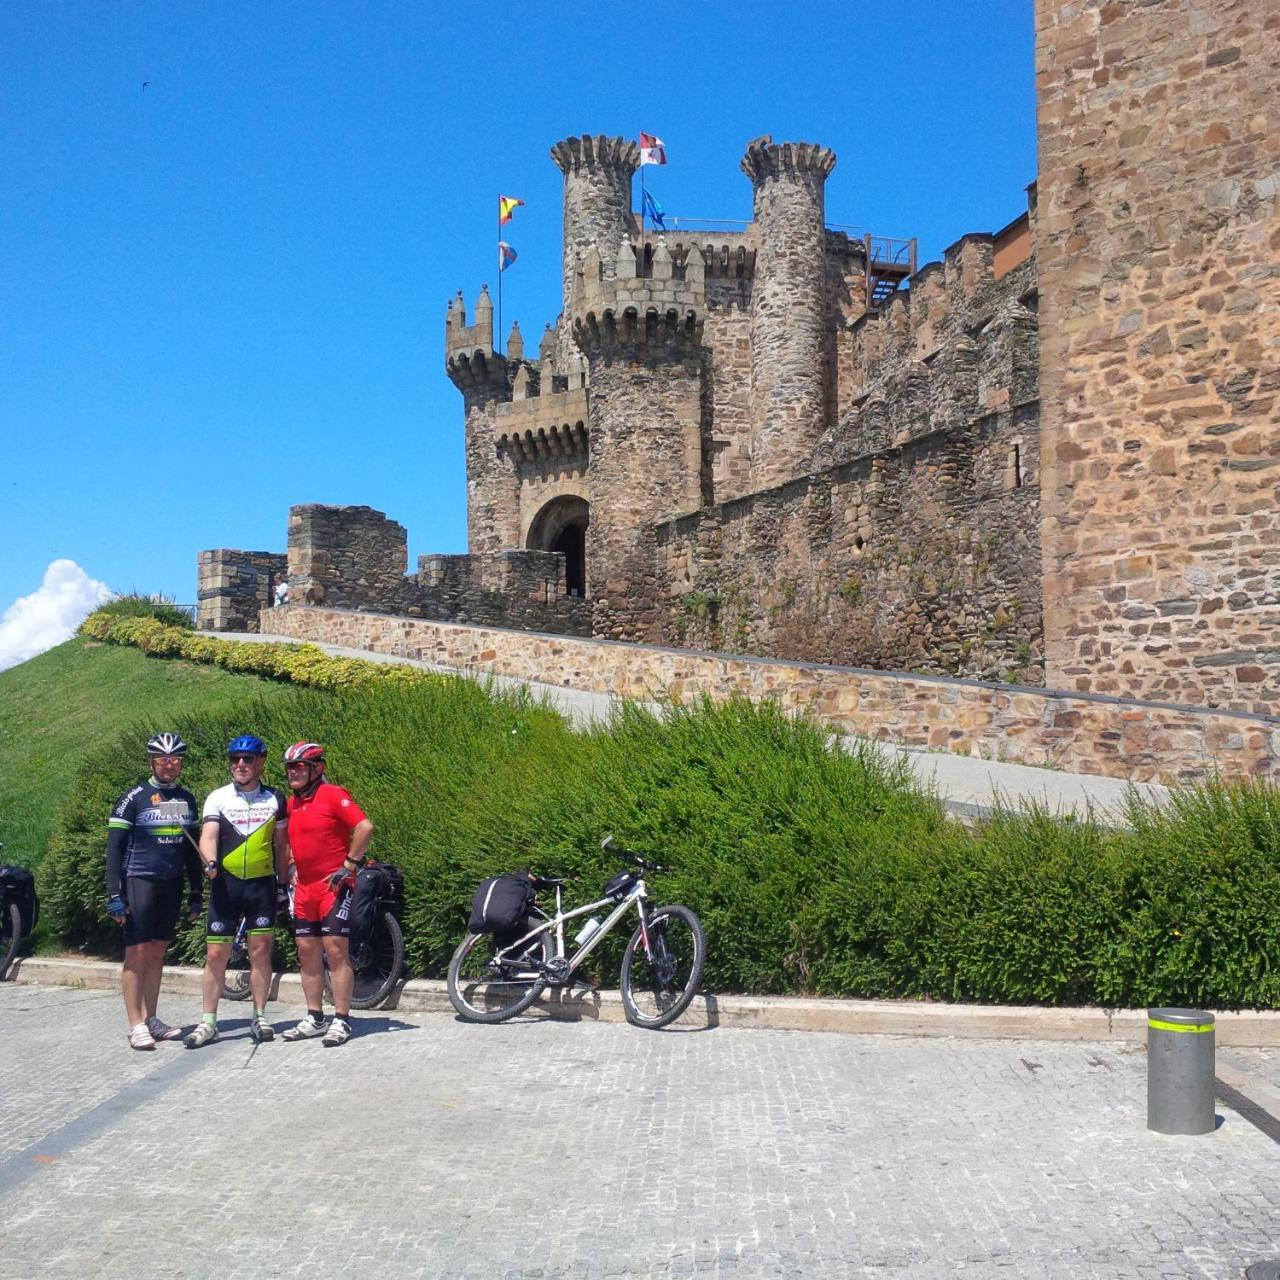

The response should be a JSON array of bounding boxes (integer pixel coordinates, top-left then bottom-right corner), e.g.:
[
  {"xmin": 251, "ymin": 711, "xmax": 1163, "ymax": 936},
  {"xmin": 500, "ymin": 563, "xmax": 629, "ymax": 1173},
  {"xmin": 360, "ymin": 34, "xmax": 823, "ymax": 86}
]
[{"xmin": 638, "ymin": 132, "xmax": 666, "ymax": 166}]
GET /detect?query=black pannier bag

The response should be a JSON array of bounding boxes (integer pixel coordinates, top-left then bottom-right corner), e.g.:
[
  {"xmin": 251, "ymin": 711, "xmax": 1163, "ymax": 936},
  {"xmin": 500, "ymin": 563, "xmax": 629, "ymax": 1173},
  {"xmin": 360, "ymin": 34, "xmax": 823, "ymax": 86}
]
[
  {"xmin": 0, "ymin": 865, "xmax": 39, "ymax": 938},
  {"xmin": 468, "ymin": 873, "xmax": 535, "ymax": 935},
  {"xmin": 348, "ymin": 861, "xmax": 403, "ymax": 952}
]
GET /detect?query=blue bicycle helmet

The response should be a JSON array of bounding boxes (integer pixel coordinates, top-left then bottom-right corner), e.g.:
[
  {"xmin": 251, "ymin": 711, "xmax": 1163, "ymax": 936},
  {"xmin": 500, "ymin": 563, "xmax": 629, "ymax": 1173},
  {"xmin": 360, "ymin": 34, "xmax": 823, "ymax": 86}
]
[{"xmin": 227, "ymin": 734, "xmax": 267, "ymax": 757}]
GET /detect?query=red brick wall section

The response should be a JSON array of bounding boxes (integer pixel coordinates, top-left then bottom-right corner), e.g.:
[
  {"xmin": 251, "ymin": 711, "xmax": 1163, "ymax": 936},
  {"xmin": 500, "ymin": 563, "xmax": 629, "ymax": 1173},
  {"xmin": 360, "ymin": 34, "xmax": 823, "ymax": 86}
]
[
  {"xmin": 1036, "ymin": 0, "xmax": 1280, "ymax": 713},
  {"xmin": 266, "ymin": 605, "xmax": 1280, "ymax": 786}
]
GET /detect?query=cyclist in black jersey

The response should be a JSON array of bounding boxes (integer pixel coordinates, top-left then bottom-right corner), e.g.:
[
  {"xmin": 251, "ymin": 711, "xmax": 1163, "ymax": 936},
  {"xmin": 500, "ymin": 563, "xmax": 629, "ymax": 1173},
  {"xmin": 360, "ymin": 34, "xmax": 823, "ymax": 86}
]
[
  {"xmin": 106, "ymin": 732, "xmax": 201, "ymax": 1051},
  {"xmin": 184, "ymin": 735, "xmax": 289, "ymax": 1048}
]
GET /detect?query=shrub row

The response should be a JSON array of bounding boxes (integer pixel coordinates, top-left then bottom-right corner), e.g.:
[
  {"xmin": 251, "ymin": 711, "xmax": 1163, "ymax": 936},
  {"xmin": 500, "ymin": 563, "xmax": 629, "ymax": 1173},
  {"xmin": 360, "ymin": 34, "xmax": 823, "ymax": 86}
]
[
  {"xmin": 50, "ymin": 616, "xmax": 1280, "ymax": 1008},
  {"xmin": 81, "ymin": 611, "xmax": 430, "ymax": 693}
]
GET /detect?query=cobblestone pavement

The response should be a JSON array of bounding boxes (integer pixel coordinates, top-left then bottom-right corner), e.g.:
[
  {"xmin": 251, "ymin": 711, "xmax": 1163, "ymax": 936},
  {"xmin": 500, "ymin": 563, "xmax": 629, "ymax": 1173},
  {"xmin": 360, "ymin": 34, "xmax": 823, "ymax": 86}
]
[{"xmin": 2, "ymin": 984, "xmax": 1278, "ymax": 1279}]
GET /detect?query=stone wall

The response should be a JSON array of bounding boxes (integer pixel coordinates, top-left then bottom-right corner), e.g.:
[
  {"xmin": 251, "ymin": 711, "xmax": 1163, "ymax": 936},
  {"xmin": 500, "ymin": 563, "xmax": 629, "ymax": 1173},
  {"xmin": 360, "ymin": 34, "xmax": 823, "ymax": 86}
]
[
  {"xmin": 196, "ymin": 550, "xmax": 287, "ymax": 632},
  {"xmin": 288, "ymin": 504, "xmax": 418, "ymax": 612},
  {"xmin": 637, "ymin": 233, "xmax": 1043, "ymax": 682},
  {"xmin": 1036, "ymin": 0, "xmax": 1280, "ymax": 713},
  {"xmin": 265, "ymin": 605, "xmax": 1280, "ymax": 786}
]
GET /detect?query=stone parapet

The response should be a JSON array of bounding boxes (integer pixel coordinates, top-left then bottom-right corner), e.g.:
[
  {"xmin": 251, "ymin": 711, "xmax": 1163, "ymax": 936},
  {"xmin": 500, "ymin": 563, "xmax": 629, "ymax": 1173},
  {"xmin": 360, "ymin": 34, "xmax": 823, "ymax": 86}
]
[
  {"xmin": 570, "ymin": 236, "xmax": 706, "ymax": 356},
  {"xmin": 265, "ymin": 606, "xmax": 1280, "ymax": 786},
  {"xmin": 196, "ymin": 549, "xmax": 287, "ymax": 632}
]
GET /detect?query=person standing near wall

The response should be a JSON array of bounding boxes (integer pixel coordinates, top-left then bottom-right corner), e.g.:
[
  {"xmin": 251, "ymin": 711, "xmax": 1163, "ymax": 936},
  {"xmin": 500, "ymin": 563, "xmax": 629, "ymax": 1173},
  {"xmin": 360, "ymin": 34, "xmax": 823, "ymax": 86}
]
[{"xmin": 106, "ymin": 732, "xmax": 202, "ymax": 1050}]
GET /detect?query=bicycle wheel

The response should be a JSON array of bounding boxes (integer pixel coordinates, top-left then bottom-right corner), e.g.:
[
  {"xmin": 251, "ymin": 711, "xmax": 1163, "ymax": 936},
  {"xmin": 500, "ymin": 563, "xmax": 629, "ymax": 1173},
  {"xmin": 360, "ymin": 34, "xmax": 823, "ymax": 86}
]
[
  {"xmin": 620, "ymin": 904, "xmax": 706, "ymax": 1029},
  {"xmin": 447, "ymin": 922, "xmax": 550, "ymax": 1024},
  {"xmin": 0, "ymin": 900, "xmax": 21, "ymax": 981},
  {"xmin": 347, "ymin": 911, "xmax": 405, "ymax": 1010},
  {"xmin": 222, "ymin": 937, "xmax": 252, "ymax": 1001}
]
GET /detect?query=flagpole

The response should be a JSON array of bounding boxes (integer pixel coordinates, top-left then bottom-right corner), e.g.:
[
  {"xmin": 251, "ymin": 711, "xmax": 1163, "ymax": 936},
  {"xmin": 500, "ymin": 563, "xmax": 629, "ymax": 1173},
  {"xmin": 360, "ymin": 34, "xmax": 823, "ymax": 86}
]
[
  {"xmin": 497, "ymin": 197, "xmax": 503, "ymax": 356},
  {"xmin": 639, "ymin": 152, "xmax": 647, "ymax": 253}
]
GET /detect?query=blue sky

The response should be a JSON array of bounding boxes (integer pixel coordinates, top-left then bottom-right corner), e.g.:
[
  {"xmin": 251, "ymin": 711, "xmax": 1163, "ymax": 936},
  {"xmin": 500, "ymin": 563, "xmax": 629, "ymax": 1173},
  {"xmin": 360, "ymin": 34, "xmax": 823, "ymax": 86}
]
[{"xmin": 0, "ymin": 0, "xmax": 1035, "ymax": 619}]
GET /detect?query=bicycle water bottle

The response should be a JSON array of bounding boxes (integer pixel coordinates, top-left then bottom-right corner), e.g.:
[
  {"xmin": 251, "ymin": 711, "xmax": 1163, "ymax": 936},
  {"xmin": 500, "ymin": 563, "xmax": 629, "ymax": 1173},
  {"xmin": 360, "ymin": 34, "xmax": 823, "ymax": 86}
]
[{"xmin": 575, "ymin": 916, "xmax": 603, "ymax": 946}]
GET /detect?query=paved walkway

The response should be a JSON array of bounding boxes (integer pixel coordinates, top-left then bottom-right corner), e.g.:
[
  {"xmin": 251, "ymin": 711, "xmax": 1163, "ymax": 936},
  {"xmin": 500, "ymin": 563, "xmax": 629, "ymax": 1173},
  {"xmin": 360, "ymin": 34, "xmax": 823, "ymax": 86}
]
[
  {"xmin": 224, "ymin": 633, "xmax": 1170, "ymax": 822},
  {"xmin": 2, "ymin": 983, "xmax": 1278, "ymax": 1279}
]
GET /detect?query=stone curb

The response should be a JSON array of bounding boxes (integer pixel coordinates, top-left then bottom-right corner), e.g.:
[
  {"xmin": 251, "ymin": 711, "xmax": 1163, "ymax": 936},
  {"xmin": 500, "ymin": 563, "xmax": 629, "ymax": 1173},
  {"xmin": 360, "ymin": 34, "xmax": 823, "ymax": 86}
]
[{"xmin": 12, "ymin": 957, "xmax": 1280, "ymax": 1046}]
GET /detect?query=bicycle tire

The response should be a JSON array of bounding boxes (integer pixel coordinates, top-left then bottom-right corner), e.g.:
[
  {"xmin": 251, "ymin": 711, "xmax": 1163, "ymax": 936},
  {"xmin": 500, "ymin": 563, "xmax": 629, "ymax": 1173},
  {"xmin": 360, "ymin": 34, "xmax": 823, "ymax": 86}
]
[
  {"xmin": 619, "ymin": 904, "xmax": 706, "ymax": 1029},
  {"xmin": 345, "ymin": 910, "xmax": 405, "ymax": 1010},
  {"xmin": 0, "ymin": 900, "xmax": 21, "ymax": 981},
  {"xmin": 447, "ymin": 923, "xmax": 550, "ymax": 1024},
  {"xmin": 222, "ymin": 934, "xmax": 253, "ymax": 1001}
]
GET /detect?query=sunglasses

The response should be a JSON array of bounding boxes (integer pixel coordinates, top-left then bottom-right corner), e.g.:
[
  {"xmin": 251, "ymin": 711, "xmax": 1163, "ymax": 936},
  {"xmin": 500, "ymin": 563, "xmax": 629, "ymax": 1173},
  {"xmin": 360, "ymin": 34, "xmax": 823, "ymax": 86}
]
[
  {"xmin": 150, "ymin": 755, "xmax": 183, "ymax": 764},
  {"xmin": 285, "ymin": 761, "xmax": 318, "ymax": 771},
  {"xmin": 229, "ymin": 755, "xmax": 262, "ymax": 765}
]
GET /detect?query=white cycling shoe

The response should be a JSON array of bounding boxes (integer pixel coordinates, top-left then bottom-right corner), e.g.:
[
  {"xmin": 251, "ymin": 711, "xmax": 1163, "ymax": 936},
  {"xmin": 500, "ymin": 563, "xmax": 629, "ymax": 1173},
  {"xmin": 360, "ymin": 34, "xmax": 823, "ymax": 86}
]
[{"xmin": 322, "ymin": 1016, "xmax": 352, "ymax": 1047}]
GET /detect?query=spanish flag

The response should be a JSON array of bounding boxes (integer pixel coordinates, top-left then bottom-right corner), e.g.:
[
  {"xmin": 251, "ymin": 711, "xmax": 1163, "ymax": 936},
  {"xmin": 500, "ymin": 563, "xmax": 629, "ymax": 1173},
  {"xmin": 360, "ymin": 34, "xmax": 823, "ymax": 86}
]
[{"xmin": 499, "ymin": 195, "xmax": 525, "ymax": 225}]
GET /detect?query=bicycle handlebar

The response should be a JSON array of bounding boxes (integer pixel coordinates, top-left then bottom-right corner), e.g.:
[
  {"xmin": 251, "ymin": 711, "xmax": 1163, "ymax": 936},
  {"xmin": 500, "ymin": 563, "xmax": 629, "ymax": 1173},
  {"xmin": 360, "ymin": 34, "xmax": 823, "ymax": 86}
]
[{"xmin": 600, "ymin": 834, "xmax": 667, "ymax": 873}]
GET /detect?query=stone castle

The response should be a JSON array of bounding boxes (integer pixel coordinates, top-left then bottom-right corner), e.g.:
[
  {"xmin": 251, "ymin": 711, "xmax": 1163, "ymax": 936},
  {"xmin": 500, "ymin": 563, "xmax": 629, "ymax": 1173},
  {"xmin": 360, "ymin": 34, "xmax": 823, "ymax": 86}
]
[{"xmin": 200, "ymin": 0, "xmax": 1278, "ymax": 730}]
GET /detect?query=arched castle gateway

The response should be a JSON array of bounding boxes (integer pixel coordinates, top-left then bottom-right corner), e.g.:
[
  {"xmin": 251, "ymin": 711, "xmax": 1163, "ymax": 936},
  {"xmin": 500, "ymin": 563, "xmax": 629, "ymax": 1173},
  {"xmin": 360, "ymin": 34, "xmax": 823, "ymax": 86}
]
[{"xmin": 201, "ymin": 3, "xmax": 1280, "ymax": 726}]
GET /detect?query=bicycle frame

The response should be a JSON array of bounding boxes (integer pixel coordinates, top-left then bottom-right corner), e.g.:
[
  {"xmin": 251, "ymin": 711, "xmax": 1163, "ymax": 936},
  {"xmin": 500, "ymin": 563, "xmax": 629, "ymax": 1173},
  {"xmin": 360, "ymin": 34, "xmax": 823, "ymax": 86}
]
[{"xmin": 496, "ymin": 879, "xmax": 651, "ymax": 979}]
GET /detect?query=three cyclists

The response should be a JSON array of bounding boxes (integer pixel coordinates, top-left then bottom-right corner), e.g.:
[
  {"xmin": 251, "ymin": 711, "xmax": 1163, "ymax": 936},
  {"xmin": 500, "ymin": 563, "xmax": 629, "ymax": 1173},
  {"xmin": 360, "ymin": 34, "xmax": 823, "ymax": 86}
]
[{"xmin": 107, "ymin": 733, "xmax": 372, "ymax": 1051}]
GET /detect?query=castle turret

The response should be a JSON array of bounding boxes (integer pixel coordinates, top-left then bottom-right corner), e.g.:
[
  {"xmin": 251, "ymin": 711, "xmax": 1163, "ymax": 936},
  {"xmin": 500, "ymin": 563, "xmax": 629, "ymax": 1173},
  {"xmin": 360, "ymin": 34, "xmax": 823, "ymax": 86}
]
[
  {"xmin": 741, "ymin": 136, "xmax": 836, "ymax": 488},
  {"xmin": 571, "ymin": 237, "xmax": 707, "ymax": 639},
  {"xmin": 550, "ymin": 135, "xmax": 640, "ymax": 332},
  {"xmin": 445, "ymin": 284, "xmax": 519, "ymax": 557}
]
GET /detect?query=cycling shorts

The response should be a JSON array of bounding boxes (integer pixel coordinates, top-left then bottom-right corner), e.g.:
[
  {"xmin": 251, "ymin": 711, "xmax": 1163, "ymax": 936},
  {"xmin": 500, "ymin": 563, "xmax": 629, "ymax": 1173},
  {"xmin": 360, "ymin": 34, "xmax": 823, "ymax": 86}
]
[
  {"xmin": 292, "ymin": 878, "xmax": 352, "ymax": 939},
  {"xmin": 207, "ymin": 874, "xmax": 276, "ymax": 943},
  {"xmin": 123, "ymin": 876, "xmax": 183, "ymax": 947}
]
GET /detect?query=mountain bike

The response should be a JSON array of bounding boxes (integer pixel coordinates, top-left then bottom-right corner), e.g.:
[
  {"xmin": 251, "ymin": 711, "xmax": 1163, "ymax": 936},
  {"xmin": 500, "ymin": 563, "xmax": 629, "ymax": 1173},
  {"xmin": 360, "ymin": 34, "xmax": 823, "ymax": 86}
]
[
  {"xmin": 223, "ymin": 871, "xmax": 405, "ymax": 1010},
  {"xmin": 447, "ymin": 836, "xmax": 706, "ymax": 1030}
]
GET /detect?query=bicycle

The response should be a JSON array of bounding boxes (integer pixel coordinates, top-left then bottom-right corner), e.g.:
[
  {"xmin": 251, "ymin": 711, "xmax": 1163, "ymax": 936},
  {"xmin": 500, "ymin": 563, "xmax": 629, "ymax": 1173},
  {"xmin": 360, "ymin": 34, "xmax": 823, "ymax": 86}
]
[
  {"xmin": 447, "ymin": 836, "xmax": 707, "ymax": 1030},
  {"xmin": 0, "ymin": 852, "xmax": 38, "ymax": 982},
  {"xmin": 223, "ymin": 870, "xmax": 405, "ymax": 1010}
]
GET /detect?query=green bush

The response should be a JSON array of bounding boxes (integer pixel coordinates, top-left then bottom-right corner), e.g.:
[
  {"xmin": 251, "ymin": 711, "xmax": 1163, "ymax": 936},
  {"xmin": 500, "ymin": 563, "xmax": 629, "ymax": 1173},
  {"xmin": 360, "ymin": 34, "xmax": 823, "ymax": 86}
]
[
  {"xmin": 86, "ymin": 593, "xmax": 194, "ymax": 629},
  {"xmin": 40, "ymin": 619, "xmax": 1280, "ymax": 1007}
]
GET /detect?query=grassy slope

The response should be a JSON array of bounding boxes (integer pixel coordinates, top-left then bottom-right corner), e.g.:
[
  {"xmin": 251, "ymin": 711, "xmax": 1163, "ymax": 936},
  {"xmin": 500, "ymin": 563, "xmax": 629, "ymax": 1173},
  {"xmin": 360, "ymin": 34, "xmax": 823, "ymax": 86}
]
[{"xmin": 0, "ymin": 636, "xmax": 289, "ymax": 869}]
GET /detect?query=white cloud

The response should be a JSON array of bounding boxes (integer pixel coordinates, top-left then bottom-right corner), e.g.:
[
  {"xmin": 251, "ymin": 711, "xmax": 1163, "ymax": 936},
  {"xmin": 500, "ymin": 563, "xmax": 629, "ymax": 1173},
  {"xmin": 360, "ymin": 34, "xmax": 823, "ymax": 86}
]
[{"xmin": 0, "ymin": 560, "xmax": 113, "ymax": 673}]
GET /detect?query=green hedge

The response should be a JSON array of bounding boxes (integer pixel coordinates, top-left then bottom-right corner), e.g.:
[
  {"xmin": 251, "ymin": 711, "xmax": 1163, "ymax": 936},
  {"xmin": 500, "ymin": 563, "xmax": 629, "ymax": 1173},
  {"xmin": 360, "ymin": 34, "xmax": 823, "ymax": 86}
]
[{"xmin": 45, "ymin": 615, "xmax": 1280, "ymax": 1007}]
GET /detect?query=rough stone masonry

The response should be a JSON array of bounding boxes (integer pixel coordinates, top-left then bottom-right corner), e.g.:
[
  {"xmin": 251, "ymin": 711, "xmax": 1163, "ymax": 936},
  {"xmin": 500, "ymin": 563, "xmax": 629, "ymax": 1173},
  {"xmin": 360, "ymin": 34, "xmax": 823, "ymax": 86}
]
[{"xmin": 200, "ymin": 0, "xmax": 1279, "ymax": 738}]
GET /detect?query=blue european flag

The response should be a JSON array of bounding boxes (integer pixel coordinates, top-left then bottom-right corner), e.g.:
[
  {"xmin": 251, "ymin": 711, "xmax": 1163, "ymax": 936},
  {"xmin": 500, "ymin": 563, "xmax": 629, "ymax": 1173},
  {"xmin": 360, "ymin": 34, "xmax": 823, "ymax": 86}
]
[{"xmin": 643, "ymin": 188, "xmax": 666, "ymax": 231}]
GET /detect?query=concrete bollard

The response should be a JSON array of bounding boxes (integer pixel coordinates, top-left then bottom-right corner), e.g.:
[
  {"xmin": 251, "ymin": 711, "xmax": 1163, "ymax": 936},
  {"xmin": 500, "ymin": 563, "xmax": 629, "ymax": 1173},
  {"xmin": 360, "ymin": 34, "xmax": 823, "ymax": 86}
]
[{"xmin": 1147, "ymin": 1008, "xmax": 1215, "ymax": 1135}]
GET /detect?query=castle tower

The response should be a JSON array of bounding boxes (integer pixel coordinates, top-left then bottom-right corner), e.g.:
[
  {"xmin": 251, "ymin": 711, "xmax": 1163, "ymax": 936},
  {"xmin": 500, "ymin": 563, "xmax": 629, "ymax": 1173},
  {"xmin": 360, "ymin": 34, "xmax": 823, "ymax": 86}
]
[
  {"xmin": 550, "ymin": 135, "xmax": 640, "ymax": 336},
  {"xmin": 741, "ymin": 136, "xmax": 836, "ymax": 489},
  {"xmin": 1036, "ymin": 0, "xmax": 1280, "ymax": 713},
  {"xmin": 445, "ymin": 285, "xmax": 519, "ymax": 557},
  {"xmin": 572, "ymin": 236, "xmax": 707, "ymax": 639}
]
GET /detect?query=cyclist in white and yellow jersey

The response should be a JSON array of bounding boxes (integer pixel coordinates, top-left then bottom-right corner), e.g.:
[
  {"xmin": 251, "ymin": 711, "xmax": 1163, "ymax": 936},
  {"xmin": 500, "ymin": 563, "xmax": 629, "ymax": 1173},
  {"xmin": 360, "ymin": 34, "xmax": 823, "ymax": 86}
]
[{"xmin": 185, "ymin": 736, "xmax": 289, "ymax": 1048}]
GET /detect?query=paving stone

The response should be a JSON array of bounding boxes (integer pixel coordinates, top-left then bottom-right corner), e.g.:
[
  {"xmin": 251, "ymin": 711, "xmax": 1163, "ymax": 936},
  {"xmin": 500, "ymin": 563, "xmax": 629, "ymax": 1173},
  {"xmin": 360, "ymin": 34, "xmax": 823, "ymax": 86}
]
[{"xmin": 2, "ymin": 984, "xmax": 1278, "ymax": 1279}]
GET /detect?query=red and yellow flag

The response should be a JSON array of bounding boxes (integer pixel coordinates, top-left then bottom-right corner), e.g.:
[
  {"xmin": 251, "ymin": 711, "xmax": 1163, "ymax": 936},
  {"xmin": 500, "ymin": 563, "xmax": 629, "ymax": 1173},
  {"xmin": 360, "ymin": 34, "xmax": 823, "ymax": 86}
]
[{"xmin": 499, "ymin": 195, "xmax": 525, "ymax": 225}]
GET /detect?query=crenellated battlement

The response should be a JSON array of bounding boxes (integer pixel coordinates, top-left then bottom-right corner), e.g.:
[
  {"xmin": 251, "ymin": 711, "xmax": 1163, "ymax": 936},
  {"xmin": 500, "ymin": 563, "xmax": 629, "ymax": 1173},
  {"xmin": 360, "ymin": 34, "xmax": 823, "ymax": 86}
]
[
  {"xmin": 550, "ymin": 134, "xmax": 640, "ymax": 177},
  {"xmin": 848, "ymin": 222, "xmax": 1035, "ymax": 387},
  {"xmin": 740, "ymin": 136, "xmax": 836, "ymax": 184},
  {"xmin": 570, "ymin": 236, "xmax": 706, "ymax": 359},
  {"xmin": 445, "ymin": 285, "xmax": 516, "ymax": 395},
  {"xmin": 494, "ymin": 387, "xmax": 589, "ymax": 469}
]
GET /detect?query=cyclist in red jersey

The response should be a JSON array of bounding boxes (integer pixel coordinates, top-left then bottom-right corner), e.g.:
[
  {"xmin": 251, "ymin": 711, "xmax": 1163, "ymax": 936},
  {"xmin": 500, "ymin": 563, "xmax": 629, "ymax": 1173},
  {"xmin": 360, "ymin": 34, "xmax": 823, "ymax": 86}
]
[{"xmin": 279, "ymin": 742, "xmax": 374, "ymax": 1046}]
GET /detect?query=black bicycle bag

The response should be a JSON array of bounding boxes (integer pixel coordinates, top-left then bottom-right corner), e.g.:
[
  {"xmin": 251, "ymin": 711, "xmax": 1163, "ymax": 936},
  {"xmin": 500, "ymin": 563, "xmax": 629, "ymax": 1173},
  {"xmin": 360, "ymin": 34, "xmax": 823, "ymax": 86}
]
[
  {"xmin": 468, "ymin": 873, "xmax": 534, "ymax": 934},
  {"xmin": 0, "ymin": 865, "xmax": 39, "ymax": 938},
  {"xmin": 349, "ymin": 862, "xmax": 402, "ymax": 951}
]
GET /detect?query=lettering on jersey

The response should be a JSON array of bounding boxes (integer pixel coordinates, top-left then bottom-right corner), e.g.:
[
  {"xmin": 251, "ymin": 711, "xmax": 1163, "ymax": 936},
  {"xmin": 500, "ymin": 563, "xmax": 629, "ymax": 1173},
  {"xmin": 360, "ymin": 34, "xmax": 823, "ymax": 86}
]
[{"xmin": 140, "ymin": 799, "xmax": 192, "ymax": 823}]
